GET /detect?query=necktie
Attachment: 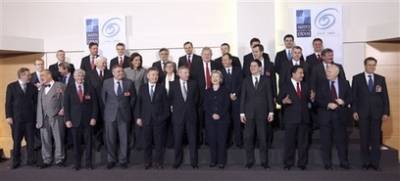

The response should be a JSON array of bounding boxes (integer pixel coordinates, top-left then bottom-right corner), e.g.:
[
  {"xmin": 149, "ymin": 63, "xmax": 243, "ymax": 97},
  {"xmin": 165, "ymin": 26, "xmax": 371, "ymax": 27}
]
[
  {"xmin": 296, "ymin": 82, "xmax": 302, "ymax": 98},
  {"xmin": 119, "ymin": 56, "xmax": 123, "ymax": 65},
  {"xmin": 91, "ymin": 56, "xmax": 95, "ymax": 70},
  {"xmin": 227, "ymin": 68, "xmax": 231, "ymax": 75},
  {"xmin": 330, "ymin": 81, "xmax": 337, "ymax": 100},
  {"xmin": 117, "ymin": 81, "xmax": 122, "ymax": 96},
  {"xmin": 62, "ymin": 76, "xmax": 67, "ymax": 84},
  {"xmin": 150, "ymin": 85, "xmax": 155, "ymax": 101},
  {"xmin": 205, "ymin": 63, "xmax": 211, "ymax": 89},
  {"xmin": 317, "ymin": 53, "xmax": 321, "ymax": 62},
  {"xmin": 254, "ymin": 77, "xmax": 259, "ymax": 89},
  {"xmin": 78, "ymin": 84, "xmax": 84, "ymax": 102},
  {"xmin": 21, "ymin": 83, "xmax": 27, "ymax": 93},
  {"xmin": 368, "ymin": 75, "xmax": 374, "ymax": 92},
  {"xmin": 287, "ymin": 50, "xmax": 292, "ymax": 60},
  {"xmin": 99, "ymin": 70, "xmax": 103, "ymax": 80},
  {"xmin": 182, "ymin": 81, "xmax": 188, "ymax": 101}
]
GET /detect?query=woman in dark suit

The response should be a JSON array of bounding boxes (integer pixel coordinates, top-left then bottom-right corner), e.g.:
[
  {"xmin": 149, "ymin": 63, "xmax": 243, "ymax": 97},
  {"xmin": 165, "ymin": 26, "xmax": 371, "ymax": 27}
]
[
  {"xmin": 162, "ymin": 61, "xmax": 177, "ymax": 148},
  {"xmin": 203, "ymin": 70, "xmax": 231, "ymax": 169}
]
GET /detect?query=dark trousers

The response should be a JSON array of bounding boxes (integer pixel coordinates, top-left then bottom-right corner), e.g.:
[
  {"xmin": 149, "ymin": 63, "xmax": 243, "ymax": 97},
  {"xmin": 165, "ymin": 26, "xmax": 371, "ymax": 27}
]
[
  {"xmin": 173, "ymin": 114, "xmax": 198, "ymax": 166},
  {"xmin": 283, "ymin": 123, "xmax": 309, "ymax": 167},
  {"xmin": 206, "ymin": 119, "xmax": 229, "ymax": 165},
  {"xmin": 244, "ymin": 118, "xmax": 269, "ymax": 165},
  {"xmin": 319, "ymin": 111, "xmax": 349, "ymax": 166},
  {"xmin": 230, "ymin": 99, "xmax": 243, "ymax": 147},
  {"xmin": 359, "ymin": 116, "xmax": 382, "ymax": 167},
  {"xmin": 165, "ymin": 116, "xmax": 174, "ymax": 148},
  {"xmin": 93, "ymin": 115, "xmax": 104, "ymax": 150},
  {"xmin": 71, "ymin": 124, "xmax": 93, "ymax": 167},
  {"xmin": 197, "ymin": 105, "xmax": 205, "ymax": 145},
  {"xmin": 11, "ymin": 121, "xmax": 35, "ymax": 164},
  {"xmin": 143, "ymin": 122, "xmax": 166, "ymax": 165}
]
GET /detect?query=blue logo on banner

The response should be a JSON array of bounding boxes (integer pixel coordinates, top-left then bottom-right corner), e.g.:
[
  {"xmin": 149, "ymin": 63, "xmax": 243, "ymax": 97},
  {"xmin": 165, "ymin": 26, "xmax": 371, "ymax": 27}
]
[
  {"xmin": 86, "ymin": 18, "xmax": 99, "ymax": 44},
  {"xmin": 296, "ymin": 10, "xmax": 311, "ymax": 37},
  {"xmin": 314, "ymin": 8, "xmax": 338, "ymax": 30},
  {"xmin": 102, "ymin": 17, "xmax": 122, "ymax": 38}
]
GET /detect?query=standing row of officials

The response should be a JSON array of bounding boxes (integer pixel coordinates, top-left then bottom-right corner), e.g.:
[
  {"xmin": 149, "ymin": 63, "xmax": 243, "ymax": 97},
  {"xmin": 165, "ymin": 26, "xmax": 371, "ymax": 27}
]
[{"xmin": 5, "ymin": 35, "xmax": 390, "ymax": 171}]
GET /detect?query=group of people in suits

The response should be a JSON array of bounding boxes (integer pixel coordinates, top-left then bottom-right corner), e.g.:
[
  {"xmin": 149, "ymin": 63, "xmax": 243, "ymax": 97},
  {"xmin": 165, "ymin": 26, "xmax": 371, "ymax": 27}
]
[{"xmin": 5, "ymin": 35, "xmax": 390, "ymax": 172}]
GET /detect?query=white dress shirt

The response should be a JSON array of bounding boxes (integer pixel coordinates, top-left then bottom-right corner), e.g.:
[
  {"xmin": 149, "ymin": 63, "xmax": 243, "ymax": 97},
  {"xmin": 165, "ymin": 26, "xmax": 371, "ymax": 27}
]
[
  {"xmin": 44, "ymin": 80, "xmax": 55, "ymax": 94},
  {"xmin": 114, "ymin": 79, "xmax": 123, "ymax": 95}
]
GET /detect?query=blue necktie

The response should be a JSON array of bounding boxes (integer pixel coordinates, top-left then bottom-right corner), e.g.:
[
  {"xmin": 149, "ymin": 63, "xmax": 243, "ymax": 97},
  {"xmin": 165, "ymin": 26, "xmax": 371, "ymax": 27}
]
[
  {"xmin": 117, "ymin": 81, "xmax": 122, "ymax": 96},
  {"xmin": 287, "ymin": 50, "xmax": 292, "ymax": 60},
  {"xmin": 368, "ymin": 75, "xmax": 374, "ymax": 92},
  {"xmin": 150, "ymin": 85, "xmax": 155, "ymax": 101}
]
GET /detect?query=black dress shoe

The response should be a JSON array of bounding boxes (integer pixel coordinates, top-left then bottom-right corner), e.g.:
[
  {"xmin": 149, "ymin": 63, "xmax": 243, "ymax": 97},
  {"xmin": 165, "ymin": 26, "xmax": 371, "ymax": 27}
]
[
  {"xmin": 361, "ymin": 164, "xmax": 370, "ymax": 170},
  {"xmin": 72, "ymin": 165, "xmax": 81, "ymax": 171},
  {"xmin": 245, "ymin": 163, "xmax": 254, "ymax": 169},
  {"xmin": 56, "ymin": 162, "xmax": 66, "ymax": 167},
  {"xmin": 209, "ymin": 163, "xmax": 217, "ymax": 168},
  {"xmin": 144, "ymin": 163, "xmax": 152, "ymax": 170},
  {"xmin": 173, "ymin": 163, "xmax": 181, "ymax": 169},
  {"xmin": 27, "ymin": 160, "xmax": 36, "ymax": 166},
  {"xmin": 369, "ymin": 165, "xmax": 381, "ymax": 171},
  {"xmin": 191, "ymin": 164, "xmax": 199, "ymax": 169},
  {"xmin": 120, "ymin": 163, "xmax": 128, "ymax": 169},
  {"xmin": 106, "ymin": 162, "xmax": 115, "ymax": 169},
  {"xmin": 218, "ymin": 164, "xmax": 225, "ymax": 169},
  {"xmin": 11, "ymin": 163, "xmax": 20, "ymax": 169},
  {"xmin": 283, "ymin": 165, "xmax": 291, "ymax": 170},
  {"xmin": 39, "ymin": 163, "xmax": 50, "ymax": 169},
  {"xmin": 324, "ymin": 165, "xmax": 333, "ymax": 170},
  {"xmin": 86, "ymin": 164, "xmax": 93, "ymax": 170},
  {"xmin": 298, "ymin": 165, "xmax": 307, "ymax": 170},
  {"xmin": 340, "ymin": 164, "xmax": 351, "ymax": 170},
  {"xmin": 261, "ymin": 163, "xmax": 270, "ymax": 169}
]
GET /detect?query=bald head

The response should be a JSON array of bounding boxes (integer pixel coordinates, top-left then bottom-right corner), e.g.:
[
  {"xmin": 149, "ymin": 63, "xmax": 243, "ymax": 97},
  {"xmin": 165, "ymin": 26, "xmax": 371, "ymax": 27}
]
[{"xmin": 326, "ymin": 64, "xmax": 339, "ymax": 80}]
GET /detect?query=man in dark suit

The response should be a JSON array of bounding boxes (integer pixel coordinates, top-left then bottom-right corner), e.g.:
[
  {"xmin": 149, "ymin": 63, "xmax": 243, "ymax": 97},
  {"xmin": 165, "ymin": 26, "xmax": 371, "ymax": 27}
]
[
  {"xmin": 85, "ymin": 56, "xmax": 112, "ymax": 151},
  {"xmin": 309, "ymin": 48, "xmax": 346, "ymax": 91},
  {"xmin": 240, "ymin": 59, "xmax": 274, "ymax": 169},
  {"xmin": 102, "ymin": 65, "xmax": 136, "ymax": 169},
  {"xmin": 352, "ymin": 57, "xmax": 390, "ymax": 171},
  {"xmin": 278, "ymin": 65, "xmax": 314, "ymax": 170},
  {"xmin": 243, "ymin": 38, "xmax": 272, "ymax": 77},
  {"xmin": 31, "ymin": 59, "xmax": 45, "ymax": 88},
  {"xmin": 191, "ymin": 47, "xmax": 218, "ymax": 145},
  {"xmin": 279, "ymin": 46, "xmax": 310, "ymax": 90},
  {"xmin": 5, "ymin": 67, "xmax": 38, "ymax": 169},
  {"xmin": 214, "ymin": 43, "xmax": 241, "ymax": 69},
  {"xmin": 169, "ymin": 66, "xmax": 200, "ymax": 169},
  {"xmin": 274, "ymin": 34, "xmax": 304, "ymax": 75},
  {"xmin": 109, "ymin": 42, "xmax": 130, "ymax": 69},
  {"xmin": 136, "ymin": 67, "xmax": 170, "ymax": 169},
  {"xmin": 64, "ymin": 69, "xmax": 98, "ymax": 170},
  {"xmin": 314, "ymin": 64, "xmax": 351, "ymax": 170},
  {"xmin": 57, "ymin": 62, "xmax": 74, "ymax": 86},
  {"xmin": 152, "ymin": 48, "xmax": 171, "ymax": 83},
  {"xmin": 178, "ymin": 41, "xmax": 202, "ymax": 71},
  {"xmin": 219, "ymin": 53, "xmax": 243, "ymax": 148},
  {"xmin": 305, "ymin": 38, "xmax": 324, "ymax": 70},
  {"xmin": 80, "ymin": 42, "xmax": 99, "ymax": 72},
  {"xmin": 49, "ymin": 50, "xmax": 75, "ymax": 80}
]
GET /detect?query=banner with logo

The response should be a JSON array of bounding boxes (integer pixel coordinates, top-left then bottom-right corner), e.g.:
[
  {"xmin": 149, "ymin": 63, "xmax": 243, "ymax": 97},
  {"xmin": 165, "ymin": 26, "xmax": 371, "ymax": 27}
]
[
  {"xmin": 294, "ymin": 5, "xmax": 343, "ymax": 63},
  {"xmin": 84, "ymin": 15, "xmax": 126, "ymax": 60}
]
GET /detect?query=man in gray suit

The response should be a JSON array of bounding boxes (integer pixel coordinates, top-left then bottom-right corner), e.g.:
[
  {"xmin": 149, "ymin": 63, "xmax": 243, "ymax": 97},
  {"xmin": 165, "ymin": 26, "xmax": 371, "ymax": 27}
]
[
  {"xmin": 36, "ymin": 70, "xmax": 66, "ymax": 169},
  {"xmin": 102, "ymin": 65, "xmax": 136, "ymax": 169}
]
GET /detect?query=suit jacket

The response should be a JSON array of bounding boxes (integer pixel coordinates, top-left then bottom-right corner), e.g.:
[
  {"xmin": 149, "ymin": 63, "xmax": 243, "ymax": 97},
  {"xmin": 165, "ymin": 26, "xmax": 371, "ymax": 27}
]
[
  {"xmin": 240, "ymin": 75, "xmax": 274, "ymax": 120},
  {"xmin": 36, "ymin": 81, "xmax": 65, "ymax": 128},
  {"xmin": 152, "ymin": 60, "xmax": 172, "ymax": 83},
  {"xmin": 30, "ymin": 72, "xmax": 41, "ymax": 85},
  {"xmin": 80, "ymin": 55, "xmax": 99, "ymax": 72},
  {"xmin": 274, "ymin": 49, "xmax": 304, "ymax": 76},
  {"xmin": 101, "ymin": 78, "xmax": 136, "ymax": 122},
  {"xmin": 178, "ymin": 54, "xmax": 202, "ymax": 68},
  {"xmin": 64, "ymin": 81, "xmax": 98, "ymax": 127},
  {"xmin": 242, "ymin": 52, "xmax": 271, "ymax": 77},
  {"xmin": 277, "ymin": 80, "xmax": 310, "ymax": 124},
  {"xmin": 191, "ymin": 60, "xmax": 218, "ymax": 91},
  {"xmin": 278, "ymin": 59, "xmax": 310, "ymax": 89},
  {"xmin": 49, "ymin": 62, "xmax": 76, "ymax": 81},
  {"xmin": 203, "ymin": 87, "xmax": 231, "ymax": 123},
  {"xmin": 309, "ymin": 62, "xmax": 346, "ymax": 91},
  {"xmin": 136, "ymin": 83, "xmax": 170, "ymax": 126},
  {"xmin": 214, "ymin": 55, "xmax": 242, "ymax": 70},
  {"xmin": 314, "ymin": 78, "xmax": 351, "ymax": 124},
  {"xmin": 306, "ymin": 53, "xmax": 322, "ymax": 70},
  {"xmin": 169, "ymin": 80, "xmax": 199, "ymax": 124},
  {"xmin": 351, "ymin": 73, "xmax": 390, "ymax": 120},
  {"xmin": 220, "ymin": 66, "xmax": 243, "ymax": 96},
  {"xmin": 110, "ymin": 55, "xmax": 130, "ymax": 69},
  {"xmin": 5, "ymin": 81, "xmax": 38, "ymax": 123}
]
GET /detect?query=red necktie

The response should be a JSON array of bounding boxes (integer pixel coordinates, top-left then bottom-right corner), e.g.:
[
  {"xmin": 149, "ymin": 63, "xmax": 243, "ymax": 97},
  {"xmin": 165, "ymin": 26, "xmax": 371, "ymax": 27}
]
[
  {"xmin": 296, "ymin": 82, "xmax": 302, "ymax": 98},
  {"xmin": 330, "ymin": 81, "xmax": 338, "ymax": 100},
  {"xmin": 91, "ymin": 56, "xmax": 95, "ymax": 70},
  {"xmin": 99, "ymin": 70, "xmax": 103, "ymax": 80},
  {"xmin": 205, "ymin": 62, "xmax": 211, "ymax": 89},
  {"xmin": 119, "ymin": 56, "xmax": 123, "ymax": 65},
  {"xmin": 317, "ymin": 54, "xmax": 322, "ymax": 62},
  {"xmin": 187, "ymin": 55, "xmax": 192, "ymax": 68},
  {"xmin": 78, "ymin": 84, "xmax": 84, "ymax": 102}
]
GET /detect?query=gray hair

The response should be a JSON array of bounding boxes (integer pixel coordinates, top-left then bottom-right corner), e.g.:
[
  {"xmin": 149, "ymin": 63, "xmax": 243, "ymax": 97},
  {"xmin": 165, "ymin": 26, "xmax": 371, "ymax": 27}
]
[{"xmin": 73, "ymin": 69, "xmax": 86, "ymax": 77}]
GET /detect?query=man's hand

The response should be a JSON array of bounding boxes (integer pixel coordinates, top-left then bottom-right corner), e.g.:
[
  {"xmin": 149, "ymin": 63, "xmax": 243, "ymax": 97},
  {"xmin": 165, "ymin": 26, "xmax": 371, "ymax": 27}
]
[
  {"xmin": 65, "ymin": 121, "xmax": 73, "ymax": 128},
  {"xmin": 136, "ymin": 118, "xmax": 143, "ymax": 127},
  {"xmin": 240, "ymin": 115, "xmax": 247, "ymax": 124},
  {"xmin": 267, "ymin": 112, "xmax": 274, "ymax": 122},
  {"xmin": 282, "ymin": 95, "xmax": 292, "ymax": 104},
  {"xmin": 310, "ymin": 90, "xmax": 316, "ymax": 102},
  {"xmin": 6, "ymin": 118, "xmax": 13, "ymax": 125},
  {"xmin": 58, "ymin": 109, "xmax": 64, "ymax": 116},
  {"xmin": 353, "ymin": 112, "xmax": 359, "ymax": 121},
  {"xmin": 336, "ymin": 98, "xmax": 345, "ymax": 106},
  {"xmin": 90, "ymin": 119, "xmax": 96, "ymax": 126},
  {"xmin": 382, "ymin": 114, "xmax": 389, "ymax": 121},
  {"xmin": 230, "ymin": 93, "xmax": 237, "ymax": 101},
  {"xmin": 212, "ymin": 114, "xmax": 220, "ymax": 120},
  {"xmin": 327, "ymin": 103, "xmax": 338, "ymax": 110}
]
